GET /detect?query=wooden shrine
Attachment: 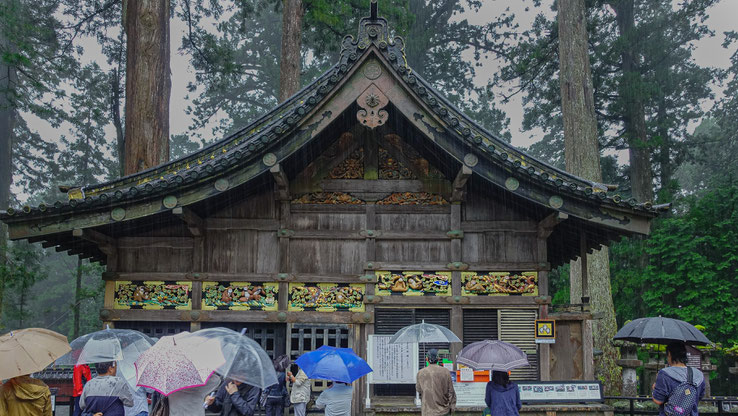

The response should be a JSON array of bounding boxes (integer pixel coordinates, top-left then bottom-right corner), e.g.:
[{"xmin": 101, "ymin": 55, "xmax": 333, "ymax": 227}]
[{"xmin": 1, "ymin": 3, "xmax": 663, "ymax": 413}]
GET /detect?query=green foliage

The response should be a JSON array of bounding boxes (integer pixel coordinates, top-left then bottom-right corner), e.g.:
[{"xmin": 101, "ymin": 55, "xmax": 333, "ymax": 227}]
[
  {"xmin": 611, "ymin": 181, "xmax": 738, "ymax": 346},
  {"xmin": 0, "ymin": 241, "xmax": 46, "ymax": 329}
]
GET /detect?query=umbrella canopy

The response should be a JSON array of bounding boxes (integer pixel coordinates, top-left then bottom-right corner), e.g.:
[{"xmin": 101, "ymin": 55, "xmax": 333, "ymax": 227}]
[
  {"xmin": 456, "ymin": 340, "xmax": 529, "ymax": 371},
  {"xmin": 614, "ymin": 317, "xmax": 711, "ymax": 346},
  {"xmin": 295, "ymin": 345, "xmax": 372, "ymax": 383},
  {"xmin": 56, "ymin": 328, "xmax": 154, "ymax": 365},
  {"xmin": 389, "ymin": 321, "xmax": 461, "ymax": 344},
  {"xmin": 189, "ymin": 327, "xmax": 277, "ymax": 389},
  {"xmin": 0, "ymin": 328, "xmax": 71, "ymax": 379},
  {"xmin": 135, "ymin": 332, "xmax": 225, "ymax": 396}
]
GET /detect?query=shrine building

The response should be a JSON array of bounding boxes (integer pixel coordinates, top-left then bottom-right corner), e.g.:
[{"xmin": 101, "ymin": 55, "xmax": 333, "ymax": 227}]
[{"xmin": 1, "ymin": 3, "xmax": 663, "ymax": 414}]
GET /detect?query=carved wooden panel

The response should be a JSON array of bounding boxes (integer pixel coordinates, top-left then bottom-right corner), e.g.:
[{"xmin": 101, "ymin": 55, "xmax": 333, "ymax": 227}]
[
  {"xmin": 288, "ymin": 283, "xmax": 365, "ymax": 312},
  {"xmin": 356, "ymin": 84, "xmax": 388, "ymax": 128},
  {"xmin": 202, "ymin": 282, "xmax": 279, "ymax": 311},
  {"xmin": 461, "ymin": 272, "xmax": 538, "ymax": 296},
  {"xmin": 114, "ymin": 281, "xmax": 192, "ymax": 310},
  {"xmin": 375, "ymin": 271, "xmax": 452, "ymax": 296}
]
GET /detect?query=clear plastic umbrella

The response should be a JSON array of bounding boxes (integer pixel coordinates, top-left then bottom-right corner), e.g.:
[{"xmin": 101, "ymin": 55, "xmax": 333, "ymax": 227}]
[
  {"xmin": 190, "ymin": 327, "xmax": 278, "ymax": 389},
  {"xmin": 389, "ymin": 321, "xmax": 461, "ymax": 344},
  {"xmin": 56, "ymin": 327, "xmax": 154, "ymax": 366}
]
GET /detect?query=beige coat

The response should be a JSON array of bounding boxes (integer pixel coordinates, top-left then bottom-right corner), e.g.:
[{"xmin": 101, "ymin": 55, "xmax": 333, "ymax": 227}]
[{"xmin": 416, "ymin": 365, "xmax": 456, "ymax": 416}]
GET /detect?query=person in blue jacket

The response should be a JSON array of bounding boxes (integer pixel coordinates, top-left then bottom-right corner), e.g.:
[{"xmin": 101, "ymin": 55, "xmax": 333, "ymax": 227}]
[{"xmin": 485, "ymin": 370, "xmax": 522, "ymax": 416}]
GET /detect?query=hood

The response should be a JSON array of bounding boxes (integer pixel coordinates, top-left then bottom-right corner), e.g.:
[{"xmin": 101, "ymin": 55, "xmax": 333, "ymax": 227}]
[
  {"xmin": 9, "ymin": 376, "xmax": 49, "ymax": 401},
  {"xmin": 490, "ymin": 381, "xmax": 517, "ymax": 392},
  {"xmin": 663, "ymin": 366, "xmax": 705, "ymax": 385}
]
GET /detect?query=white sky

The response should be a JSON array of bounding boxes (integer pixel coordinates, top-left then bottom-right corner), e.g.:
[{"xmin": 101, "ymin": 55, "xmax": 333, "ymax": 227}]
[{"xmin": 15, "ymin": 0, "xmax": 738, "ymax": 202}]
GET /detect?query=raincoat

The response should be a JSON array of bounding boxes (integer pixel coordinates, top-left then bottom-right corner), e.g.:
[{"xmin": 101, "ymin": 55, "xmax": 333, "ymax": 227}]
[
  {"xmin": 289, "ymin": 369, "xmax": 310, "ymax": 404},
  {"xmin": 485, "ymin": 381, "xmax": 521, "ymax": 416},
  {"xmin": 0, "ymin": 375, "xmax": 52, "ymax": 416},
  {"xmin": 416, "ymin": 365, "xmax": 456, "ymax": 416}
]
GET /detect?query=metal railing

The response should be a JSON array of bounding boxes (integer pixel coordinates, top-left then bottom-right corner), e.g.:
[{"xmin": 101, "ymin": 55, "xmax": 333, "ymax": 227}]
[{"xmin": 605, "ymin": 396, "xmax": 738, "ymax": 416}]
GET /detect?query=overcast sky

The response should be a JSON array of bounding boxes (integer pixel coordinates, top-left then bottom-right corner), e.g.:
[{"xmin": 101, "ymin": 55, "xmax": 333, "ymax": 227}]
[{"xmin": 16, "ymin": 0, "xmax": 738, "ymax": 201}]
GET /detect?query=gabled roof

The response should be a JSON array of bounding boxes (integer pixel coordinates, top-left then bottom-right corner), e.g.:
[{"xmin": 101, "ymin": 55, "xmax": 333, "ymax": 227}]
[{"xmin": 1, "ymin": 4, "xmax": 665, "ymax": 263}]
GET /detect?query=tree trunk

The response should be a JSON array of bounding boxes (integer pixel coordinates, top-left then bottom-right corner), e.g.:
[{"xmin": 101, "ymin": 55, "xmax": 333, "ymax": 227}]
[
  {"xmin": 278, "ymin": 0, "xmax": 303, "ymax": 102},
  {"xmin": 656, "ymin": 98, "xmax": 673, "ymax": 203},
  {"xmin": 124, "ymin": 0, "xmax": 170, "ymax": 175},
  {"xmin": 558, "ymin": 0, "xmax": 621, "ymax": 394},
  {"xmin": 73, "ymin": 256, "xmax": 83, "ymax": 338},
  {"xmin": 0, "ymin": 15, "xmax": 17, "ymax": 322},
  {"xmin": 111, "ymin": 68, "xmax": 125, "ymax": 178},
  {"xmin": 612, "ymin": 0, "xmax": 654, "ymax": 203}
]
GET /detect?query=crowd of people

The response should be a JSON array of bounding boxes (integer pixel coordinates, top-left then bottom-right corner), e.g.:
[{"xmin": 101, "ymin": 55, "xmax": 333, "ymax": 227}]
[{"xmin": 0, "ymin": 342, "xmax": 706, "ymax": 416}]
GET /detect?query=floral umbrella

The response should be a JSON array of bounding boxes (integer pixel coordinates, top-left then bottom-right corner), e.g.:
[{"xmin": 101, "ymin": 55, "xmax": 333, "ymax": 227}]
[{"xmin": 134, "ymin": 332, "xmax": 225, "ymax": 396}]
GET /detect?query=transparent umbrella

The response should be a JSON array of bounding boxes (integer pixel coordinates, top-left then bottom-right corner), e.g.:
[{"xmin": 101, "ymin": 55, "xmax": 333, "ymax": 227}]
[
  {"xmin": 190, "ymin": 327, "xmax": 277, "ymax": 389},
  {"xmin": 456, "ymin": 340, "xmax": 529, "ymax": 371},
  {"xmin": 56, "ymin": 327, "xmax": 154, "ymax": 366}
]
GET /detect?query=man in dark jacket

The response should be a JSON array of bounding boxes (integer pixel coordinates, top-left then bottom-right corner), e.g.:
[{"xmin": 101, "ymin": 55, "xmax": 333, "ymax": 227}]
[
  {"xmin": 205, "ymin": 380, "xmax": 260, "ymax": 416},
  {"xmin": 79, "ymin": 361, "xmax": 133, "ymax": 416}
]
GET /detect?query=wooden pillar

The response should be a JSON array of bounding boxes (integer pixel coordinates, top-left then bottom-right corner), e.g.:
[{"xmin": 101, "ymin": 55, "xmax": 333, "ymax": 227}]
[
  {"xmin": 359, "ymin": 199, "xmax": 377, "ymax": 413},
  {"xmin": 580, "ymin": 232, "xmax": 589, "ymax": 303},
  {"xmin": 274, "ymin": 165, "xmax": 291, "ymax": 314},
  {"xmin": 449, "ymin": 202, "xmax": 463, "ymax": 365}
]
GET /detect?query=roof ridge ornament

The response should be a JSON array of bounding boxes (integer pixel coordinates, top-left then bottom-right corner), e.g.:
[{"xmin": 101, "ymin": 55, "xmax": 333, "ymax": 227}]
[{"xmin": 339, "ymin": 0, "xmax": 407, "ymax": 71}]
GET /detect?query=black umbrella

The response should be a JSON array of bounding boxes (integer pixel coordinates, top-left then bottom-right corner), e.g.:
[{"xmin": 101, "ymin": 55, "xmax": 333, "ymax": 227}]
[{"xmin": 613, "ymin": 317, "xmax": 711, "ymax": 346}]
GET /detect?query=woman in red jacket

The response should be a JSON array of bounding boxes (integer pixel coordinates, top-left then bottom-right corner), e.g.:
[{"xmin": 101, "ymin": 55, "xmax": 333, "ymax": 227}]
[{"xmin": 72, "ymin": 364, "xmax": 92, "ymax": 416}]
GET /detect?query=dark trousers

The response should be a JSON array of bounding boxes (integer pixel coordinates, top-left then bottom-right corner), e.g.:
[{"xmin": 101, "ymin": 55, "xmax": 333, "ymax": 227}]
[
  {"xmin": 72, "ymin": 396, "xmax": 83, "ymax": 416},
  {"xmin": 265, "ymin": 397, "xmax": 284, "ymax": 416}
]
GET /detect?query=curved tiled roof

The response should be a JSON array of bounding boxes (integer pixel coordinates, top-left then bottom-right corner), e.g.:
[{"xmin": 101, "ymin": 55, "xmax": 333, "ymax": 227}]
[{"xmin": 1, "ymin": 6, "xmax": 665, "ymax": 222}]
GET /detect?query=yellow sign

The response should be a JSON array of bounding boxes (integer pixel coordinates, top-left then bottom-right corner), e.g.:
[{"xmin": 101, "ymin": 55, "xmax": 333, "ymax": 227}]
[{"xmin": 535, "ymin": 320, "xmax": 555, "ymax": 344}]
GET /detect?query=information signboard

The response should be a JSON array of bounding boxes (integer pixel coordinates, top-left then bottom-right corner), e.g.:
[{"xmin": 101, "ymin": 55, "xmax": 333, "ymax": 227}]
[
  {"xmin": 367, "ymin": 335, "xmax": 419, "ymax": 384},
  {"xmin": 535, "ymin": 319, "xmax": 556, "ymax": 344},
  {"xmin": 518, "ymin": 381, "xmax": 603, "ymax": 403},
  {"xmin": 452, "ymin": 380, "xmax": 487, "ymax": 407}
]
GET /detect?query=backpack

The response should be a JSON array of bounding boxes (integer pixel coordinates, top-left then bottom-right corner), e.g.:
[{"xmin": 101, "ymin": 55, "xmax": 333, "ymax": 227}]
[{"xmin": 663, "ymin": 367, "xmax": 699, "ymax": 416}]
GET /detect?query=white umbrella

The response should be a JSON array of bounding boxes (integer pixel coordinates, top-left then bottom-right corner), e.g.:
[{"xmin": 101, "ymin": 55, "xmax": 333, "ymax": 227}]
[{"xmin": 456, "ymin": 340, "xmax": 529, "ymax": 371}]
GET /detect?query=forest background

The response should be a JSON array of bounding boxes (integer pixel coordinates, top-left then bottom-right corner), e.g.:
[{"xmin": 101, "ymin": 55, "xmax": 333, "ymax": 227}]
[{"xmin": 0, "ymin": 0, "xmax": 736, "ymax": 395}]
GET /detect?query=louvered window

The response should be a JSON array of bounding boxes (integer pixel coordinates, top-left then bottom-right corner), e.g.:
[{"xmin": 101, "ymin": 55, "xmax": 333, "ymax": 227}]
[
  {"xmin": 498, "ymin": 309, "xmax": 539, "ymax": 380},
  {"xmin": 463, "ymin": 309, "xmax": 499, "ymax": 346},
  {"xmin": 374, "ymin": 308, "xmax": 451, "ymax": 396}
]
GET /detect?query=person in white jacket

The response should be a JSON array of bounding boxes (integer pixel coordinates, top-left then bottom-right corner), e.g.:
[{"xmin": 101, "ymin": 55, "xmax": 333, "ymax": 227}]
[{"xmin": 288, "ymin": 367, "xmax": 311, "ymax": 416}]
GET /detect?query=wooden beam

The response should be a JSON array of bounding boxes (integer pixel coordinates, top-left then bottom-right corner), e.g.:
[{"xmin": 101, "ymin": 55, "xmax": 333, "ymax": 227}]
[
  {"xmin": 451, "ymin": 165, "xmax": 472, "ymax": 202},
  {"xmin": 73, "ymin": 228, "xmax": 117, "ymax": 256},
  {"xmin": 172, "ymin": 206, "xmax": 204, "ymax": 237},
  {"xmin": 537, "ymin": 212, "xmax": 569, "ymax": 238},
  {"xmin": 270, "ymin": 164, "xmax": 290, "ymax": 201},
  {"xmin": 205, "ymin": 218, "xmax": 279, "ymax": 231},
  {"xmin": 118, "ymin": 237, "xmax": 193, "ymax": 249}
]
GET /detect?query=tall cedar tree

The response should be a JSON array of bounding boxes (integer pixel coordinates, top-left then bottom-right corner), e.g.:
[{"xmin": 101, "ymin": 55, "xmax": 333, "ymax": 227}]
[
  {"xmin": 124, "ymin": 0, "xmax": 170, "ymax": 174},
  {"xmin": 0, "ymin": 0, "xmax": 73, "ymax": 320},
  {"xmin": 557, "ymin": 0, "xmax": 620, "ymax": 393},
  {"xmin": 279, "ymin": 0, "xmax": 302, "ymax": 101},
  {"xmin": 181, "ymin": 0, "xmax": 512, "ymax": 142}
]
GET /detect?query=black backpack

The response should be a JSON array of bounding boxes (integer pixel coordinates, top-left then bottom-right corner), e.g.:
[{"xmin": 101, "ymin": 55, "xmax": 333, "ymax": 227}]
[{"xmin": 664, "ymin": 367, "xmax": 699, "ymax": 416}]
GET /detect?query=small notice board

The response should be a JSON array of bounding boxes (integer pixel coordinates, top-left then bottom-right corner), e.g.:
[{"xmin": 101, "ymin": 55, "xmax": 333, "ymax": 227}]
[
  {"xmin": 518, "ymin": 381, "xmax": 604, "ymax": 403},
  {"xmin": 535, "ymin": 319, "xmax": 556, "ymax": 344},
  {"xmin": 367, "ymin": 335, "xmax": 419, "ymax": 384}
]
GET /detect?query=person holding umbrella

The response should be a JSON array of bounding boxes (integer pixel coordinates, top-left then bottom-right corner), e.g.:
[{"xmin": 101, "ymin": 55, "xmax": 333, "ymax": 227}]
[
  {"xmin": 0, "ymin": 328, "xmax": 71, "ymax": 416},
  {"xmin": 314, "ymin": 381, "xmax": 352, "ymax": 416},
  {"xmin": 652, "ymin": 342, "xmax": 705, "ymax": 416},
  {"xmin": 485, "ymin": 371, "xmax": 521, "ymax": 416},
  {"xmin": 79, "ymin": 361, "xmax": 134, "ymax": 416},
  {"xmin": 416, "ymin": 349, "xmax": 456, "ymax": 416},
  {"xmin": 204, "ymin": 379, "xmax": 260, "ymax": 416},
  {"xmin": 72, "ymin": 364, "xmax": 92, "ymax": 416}
]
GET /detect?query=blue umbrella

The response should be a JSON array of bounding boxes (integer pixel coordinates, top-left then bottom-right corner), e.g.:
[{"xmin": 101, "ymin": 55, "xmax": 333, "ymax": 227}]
[{"xmin": 295, "ymin": 345, "xmax": 372, "ymax": 383}]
